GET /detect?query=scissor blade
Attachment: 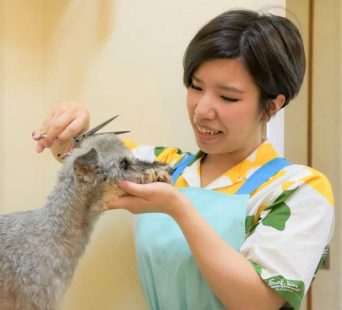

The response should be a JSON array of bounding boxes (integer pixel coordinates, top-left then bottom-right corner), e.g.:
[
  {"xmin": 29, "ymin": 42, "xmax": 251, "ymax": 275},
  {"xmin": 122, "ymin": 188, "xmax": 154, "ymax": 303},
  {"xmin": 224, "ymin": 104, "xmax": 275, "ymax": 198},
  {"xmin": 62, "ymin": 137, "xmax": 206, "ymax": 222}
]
[
  {"xmin": 74, "ymin": 115, "xmax": 119, "ymax": 143},
  {"xmin": 90, "ymin": 131, "xmax": 130, "ymax": 138},
  {"xmin": 113, "ymin": 130, "xmax": 130, "ymax": 135},
  {"xmin": 83, "ymin": 115, "xmax": 119, "ymax": 137}
]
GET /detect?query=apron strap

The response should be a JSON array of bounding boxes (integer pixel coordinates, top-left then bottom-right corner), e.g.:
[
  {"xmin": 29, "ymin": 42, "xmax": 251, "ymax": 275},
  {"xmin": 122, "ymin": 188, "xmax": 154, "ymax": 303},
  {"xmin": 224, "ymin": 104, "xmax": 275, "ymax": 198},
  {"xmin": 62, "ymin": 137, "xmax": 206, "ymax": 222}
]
[
  {"xmin": 171, "ymin": 154, "xmax": 195, "ymax": 185},
  {"xmin": 236, "ymin": 157, "xmax": 291, "ymax": 195},
  {"xmin": 172, "ymin": 154, "xmax": 291, "ymax": 195}
]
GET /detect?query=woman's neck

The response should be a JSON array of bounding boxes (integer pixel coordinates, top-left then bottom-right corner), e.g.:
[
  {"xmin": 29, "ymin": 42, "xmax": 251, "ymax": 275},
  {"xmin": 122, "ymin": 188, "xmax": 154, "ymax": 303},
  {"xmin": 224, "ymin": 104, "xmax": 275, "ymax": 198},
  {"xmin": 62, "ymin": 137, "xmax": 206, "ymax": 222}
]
[{"xmin": 200, "ymin": 139, "xmax": 264, "ymax": 187}]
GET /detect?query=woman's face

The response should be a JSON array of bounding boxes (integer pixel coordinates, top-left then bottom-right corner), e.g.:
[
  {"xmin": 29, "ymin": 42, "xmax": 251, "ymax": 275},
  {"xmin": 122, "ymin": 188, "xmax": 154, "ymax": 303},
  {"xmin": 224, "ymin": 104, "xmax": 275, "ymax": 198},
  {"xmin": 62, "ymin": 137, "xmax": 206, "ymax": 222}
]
[{"xmin": 186, "ymin": 58, "xmax": 264, "ymax": 160}]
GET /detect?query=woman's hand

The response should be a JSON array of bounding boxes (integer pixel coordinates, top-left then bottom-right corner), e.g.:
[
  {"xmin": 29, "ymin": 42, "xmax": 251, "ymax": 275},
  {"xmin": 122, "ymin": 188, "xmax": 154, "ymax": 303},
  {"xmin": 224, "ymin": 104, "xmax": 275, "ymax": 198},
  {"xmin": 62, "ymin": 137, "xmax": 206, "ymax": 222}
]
[
  {"xmin": 33, "ymin": 101, "xmax": 90, "ymax": 153},
  {"xmin": 107, "ymin": 181, "xmax": 187, "ymax": 218}
]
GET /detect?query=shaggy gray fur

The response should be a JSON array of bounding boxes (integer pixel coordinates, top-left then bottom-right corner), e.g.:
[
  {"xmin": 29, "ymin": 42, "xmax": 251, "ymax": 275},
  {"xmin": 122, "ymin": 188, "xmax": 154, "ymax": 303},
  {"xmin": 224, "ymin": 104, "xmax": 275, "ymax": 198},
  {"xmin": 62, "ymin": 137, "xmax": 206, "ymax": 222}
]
[{"xmin": 0, "ymin": 134, "xmax": 171, "ymax": 310}]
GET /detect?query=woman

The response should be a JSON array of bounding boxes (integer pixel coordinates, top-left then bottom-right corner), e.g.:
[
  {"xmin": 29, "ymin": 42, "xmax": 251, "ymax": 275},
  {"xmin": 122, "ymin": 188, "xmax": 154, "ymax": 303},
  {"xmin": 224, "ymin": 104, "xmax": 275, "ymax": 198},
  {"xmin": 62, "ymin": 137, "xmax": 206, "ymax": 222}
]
[{"xmin": 34, "ymin": 9, "xmax": 334, "ymax": 310}]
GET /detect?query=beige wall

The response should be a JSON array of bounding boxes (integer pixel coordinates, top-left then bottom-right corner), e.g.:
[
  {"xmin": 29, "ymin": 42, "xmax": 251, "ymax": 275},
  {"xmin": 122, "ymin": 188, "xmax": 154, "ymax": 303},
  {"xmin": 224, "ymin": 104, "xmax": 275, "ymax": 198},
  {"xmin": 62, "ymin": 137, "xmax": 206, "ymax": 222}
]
[
  {"xmin": 1, "ymin": 1, "xmax": 286, "ymax": 309},
  {"xmin": 286, "ymin": 0, "xmax": 342, "ymax": 309},
  {"xmin": 311, "ymin": 0, "xmax": 341, "ymax": 308}
]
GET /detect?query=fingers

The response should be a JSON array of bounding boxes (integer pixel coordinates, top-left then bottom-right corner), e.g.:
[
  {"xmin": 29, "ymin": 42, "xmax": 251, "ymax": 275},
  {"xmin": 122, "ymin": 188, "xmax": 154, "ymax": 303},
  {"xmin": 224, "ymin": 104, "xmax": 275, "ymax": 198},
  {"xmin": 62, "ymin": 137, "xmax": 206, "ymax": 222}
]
[
  {"xmin": 35, "ymin": 140, "xmax": 46, "ymax": 153},
  {"xmin": 33, "ymin": 101, "xmax": 90, "ymax": 153},
  {"xmin": 107, "ymin": 182, "xmax": 180, "ymax": 215},
  {"xmin": 107, "ymin": 182, "xmax": 155, "ymax": 212},
  {"xmin": 107, "ymin": 195, "xmax": 145, "ymax": 211},
  {"xmin": 39, "ymin": 111, "xmax": 75, "ymax": 147},
  {"xmin": 118, "ymin": 181, "xmax": 152, "ymax": 199},
  {"xmin": 42, "ymin": 109, "xmax": 87, "ymax": 146},
  {"xmin": 56, "ymin": 115, "xmax": 89, "ymax": 144}
]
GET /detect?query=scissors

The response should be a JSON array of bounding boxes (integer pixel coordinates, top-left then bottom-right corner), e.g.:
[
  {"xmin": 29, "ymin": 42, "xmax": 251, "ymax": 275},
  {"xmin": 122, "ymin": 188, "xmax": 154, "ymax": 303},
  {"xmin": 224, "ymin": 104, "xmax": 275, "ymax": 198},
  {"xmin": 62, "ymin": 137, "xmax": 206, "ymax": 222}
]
[{"xmin": 36, "ymin": 115, "xmax": 130, "ymax": 162}]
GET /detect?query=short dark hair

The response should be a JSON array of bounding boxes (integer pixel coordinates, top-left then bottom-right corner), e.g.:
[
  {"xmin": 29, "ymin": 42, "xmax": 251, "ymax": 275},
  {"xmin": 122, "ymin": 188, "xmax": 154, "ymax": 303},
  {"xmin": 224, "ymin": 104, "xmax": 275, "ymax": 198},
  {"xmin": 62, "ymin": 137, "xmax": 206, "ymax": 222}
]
[{"xmin": 183, "ymin": 9, "xmax": 306, "ymax": 116}]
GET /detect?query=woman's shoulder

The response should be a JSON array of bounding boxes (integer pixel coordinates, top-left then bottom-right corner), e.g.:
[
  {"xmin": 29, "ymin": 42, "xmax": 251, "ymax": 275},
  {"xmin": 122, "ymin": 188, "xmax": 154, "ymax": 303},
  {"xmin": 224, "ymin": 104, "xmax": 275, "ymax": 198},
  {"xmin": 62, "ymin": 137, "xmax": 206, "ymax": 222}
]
[
  {"xmin": 246, "ymin": 162, "xmax": 335, "ymax": 242},
  {"xmin": 281, "ymin": 163, "xmax": 334, "ymax": 206},
  {"xmin": 251, "ymin": 162, "xmax": 334, "ymax": 210}
]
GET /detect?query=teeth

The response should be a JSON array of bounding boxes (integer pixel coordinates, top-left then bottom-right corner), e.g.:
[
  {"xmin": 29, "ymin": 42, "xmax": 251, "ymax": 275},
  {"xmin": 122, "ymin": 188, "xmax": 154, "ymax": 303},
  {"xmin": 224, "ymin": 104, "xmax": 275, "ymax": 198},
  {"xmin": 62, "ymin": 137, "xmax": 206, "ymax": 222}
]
[{"xmin": 197, "ymin": 125, "xmax": 220, "ymax": 135}]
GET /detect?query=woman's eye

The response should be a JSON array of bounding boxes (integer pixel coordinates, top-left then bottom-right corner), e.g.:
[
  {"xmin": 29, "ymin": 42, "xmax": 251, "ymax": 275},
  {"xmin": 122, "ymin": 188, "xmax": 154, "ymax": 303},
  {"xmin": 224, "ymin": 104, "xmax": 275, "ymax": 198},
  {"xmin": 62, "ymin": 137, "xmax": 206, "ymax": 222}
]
[
  {"xmin": 190, "ymin": 83, "xmax": 202, "ymax": 91},
  {"xmin": 221, "ymin": 96, "xmax": 240, "ymax": 102}
]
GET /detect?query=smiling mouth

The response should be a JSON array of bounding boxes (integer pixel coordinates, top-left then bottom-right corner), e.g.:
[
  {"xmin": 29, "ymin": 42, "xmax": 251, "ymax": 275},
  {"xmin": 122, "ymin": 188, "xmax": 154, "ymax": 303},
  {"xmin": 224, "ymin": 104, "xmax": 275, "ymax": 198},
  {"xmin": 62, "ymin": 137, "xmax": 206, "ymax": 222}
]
[{"xmin": 196, "ymin": 124, "xmax": 222, "ymax": 136}]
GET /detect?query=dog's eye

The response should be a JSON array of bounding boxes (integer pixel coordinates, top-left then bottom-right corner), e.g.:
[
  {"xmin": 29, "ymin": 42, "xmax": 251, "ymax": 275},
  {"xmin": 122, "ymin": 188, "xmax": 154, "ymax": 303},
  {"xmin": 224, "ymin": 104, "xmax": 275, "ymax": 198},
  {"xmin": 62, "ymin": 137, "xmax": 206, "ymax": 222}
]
[{"xmin": 119, "ymin": 158, "xmax": 130, "ymax": 170}]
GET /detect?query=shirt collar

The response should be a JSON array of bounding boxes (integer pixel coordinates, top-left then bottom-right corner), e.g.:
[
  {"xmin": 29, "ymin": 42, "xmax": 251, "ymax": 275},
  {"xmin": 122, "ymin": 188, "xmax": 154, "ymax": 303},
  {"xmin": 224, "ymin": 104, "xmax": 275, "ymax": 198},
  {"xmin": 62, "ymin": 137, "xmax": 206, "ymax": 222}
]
[{"xmin": 181, "ymin": 140, "xmax": 280, "ymax": 190}]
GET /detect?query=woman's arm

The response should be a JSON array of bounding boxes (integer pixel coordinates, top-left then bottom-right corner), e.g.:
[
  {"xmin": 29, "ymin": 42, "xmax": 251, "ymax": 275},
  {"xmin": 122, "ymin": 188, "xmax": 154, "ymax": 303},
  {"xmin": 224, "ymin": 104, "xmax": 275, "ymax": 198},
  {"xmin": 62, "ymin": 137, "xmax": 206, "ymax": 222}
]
[
  {"xmin": 108, "ymin": 181, "xmax": 285, "ymax": 310},
  {"xmin": 172, "ymin": 195, "xmax": 285, "ymax": 310}
]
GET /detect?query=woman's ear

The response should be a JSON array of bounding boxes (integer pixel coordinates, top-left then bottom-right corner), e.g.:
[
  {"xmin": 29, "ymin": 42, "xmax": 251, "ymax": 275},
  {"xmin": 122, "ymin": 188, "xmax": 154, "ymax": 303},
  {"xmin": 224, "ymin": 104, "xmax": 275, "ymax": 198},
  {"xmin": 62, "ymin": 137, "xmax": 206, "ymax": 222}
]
[
  {"xmin": 269, "ymin": 94, "xmax": 286, "ymax": 117},
  {"xmin": 261, "ymin": 94, "xmax": 286, "ymax": 123}
]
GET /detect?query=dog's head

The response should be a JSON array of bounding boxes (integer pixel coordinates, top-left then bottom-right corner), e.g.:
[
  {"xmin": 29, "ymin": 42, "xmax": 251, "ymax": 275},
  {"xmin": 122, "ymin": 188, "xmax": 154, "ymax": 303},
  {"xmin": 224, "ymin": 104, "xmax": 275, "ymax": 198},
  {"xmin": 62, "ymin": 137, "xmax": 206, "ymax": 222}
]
[{"xmin": 65, "ymin": 134, "xmax": 172, "ymax": 202}]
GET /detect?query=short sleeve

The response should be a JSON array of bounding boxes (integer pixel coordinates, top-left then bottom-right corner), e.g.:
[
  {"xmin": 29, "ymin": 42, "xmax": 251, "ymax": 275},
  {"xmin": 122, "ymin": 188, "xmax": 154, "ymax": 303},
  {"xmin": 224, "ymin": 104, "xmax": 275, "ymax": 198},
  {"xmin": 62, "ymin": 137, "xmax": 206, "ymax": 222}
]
[
  {"xmin": 122, "ymin": 139, "xmax": 186, "ymax": 168},
  {"xmin": 240, "ymin": 168, "xmax": 334, "ymax": 309}
]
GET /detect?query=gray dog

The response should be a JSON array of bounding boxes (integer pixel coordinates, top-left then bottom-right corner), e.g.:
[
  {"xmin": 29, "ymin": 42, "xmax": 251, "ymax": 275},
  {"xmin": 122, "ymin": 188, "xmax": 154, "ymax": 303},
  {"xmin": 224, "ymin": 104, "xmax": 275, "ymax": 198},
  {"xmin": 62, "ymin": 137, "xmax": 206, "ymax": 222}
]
[{"xmin": 0, "ymin": 133, "xmax": 171, "ymax": 310}]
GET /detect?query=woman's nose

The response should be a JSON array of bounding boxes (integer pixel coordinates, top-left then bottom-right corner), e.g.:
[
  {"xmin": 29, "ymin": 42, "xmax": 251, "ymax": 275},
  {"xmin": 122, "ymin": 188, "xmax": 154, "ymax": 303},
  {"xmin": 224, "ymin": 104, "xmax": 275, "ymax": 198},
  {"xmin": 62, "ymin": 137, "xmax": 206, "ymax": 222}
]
[{"xmin": 194, "ymin": 93, "xmax": 216, "ymax": 120}]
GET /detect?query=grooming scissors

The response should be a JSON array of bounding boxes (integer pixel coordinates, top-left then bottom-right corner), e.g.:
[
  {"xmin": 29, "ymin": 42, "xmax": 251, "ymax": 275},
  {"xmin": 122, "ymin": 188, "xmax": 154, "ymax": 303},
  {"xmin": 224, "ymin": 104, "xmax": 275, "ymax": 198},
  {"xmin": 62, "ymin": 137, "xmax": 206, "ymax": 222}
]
[{"xmin": 35, "ymin": 115, "xmax": 129, "ymax": 162}]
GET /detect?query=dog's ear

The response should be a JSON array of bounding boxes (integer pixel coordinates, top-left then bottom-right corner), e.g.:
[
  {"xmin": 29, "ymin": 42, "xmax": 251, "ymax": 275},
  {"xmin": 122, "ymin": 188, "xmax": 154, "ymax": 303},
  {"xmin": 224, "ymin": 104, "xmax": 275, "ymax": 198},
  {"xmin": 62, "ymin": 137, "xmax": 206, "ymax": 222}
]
[{"xmin": 73, "ymin": 148, "xmax": 99, "ymax": 183}]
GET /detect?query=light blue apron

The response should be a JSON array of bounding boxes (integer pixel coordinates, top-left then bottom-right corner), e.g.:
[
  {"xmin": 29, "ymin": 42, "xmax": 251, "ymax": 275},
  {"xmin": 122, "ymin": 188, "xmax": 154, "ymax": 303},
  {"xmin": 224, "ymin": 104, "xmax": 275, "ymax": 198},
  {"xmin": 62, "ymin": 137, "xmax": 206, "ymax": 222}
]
[{"xmin": 135, "ymin": 155, "xmax": 290, "ymax": 310}]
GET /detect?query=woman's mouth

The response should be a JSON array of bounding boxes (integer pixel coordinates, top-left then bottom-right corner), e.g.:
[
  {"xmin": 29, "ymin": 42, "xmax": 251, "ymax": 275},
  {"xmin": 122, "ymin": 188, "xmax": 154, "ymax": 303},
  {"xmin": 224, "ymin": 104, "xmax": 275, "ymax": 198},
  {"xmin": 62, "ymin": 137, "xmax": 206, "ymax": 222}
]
[
  {"xmin": 196, "ymin": 124, "xmax": 222, "ymax": 136},
  {"xmin": 195, "ymin": 124, "xmax": 223, "ymax": 143}
]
